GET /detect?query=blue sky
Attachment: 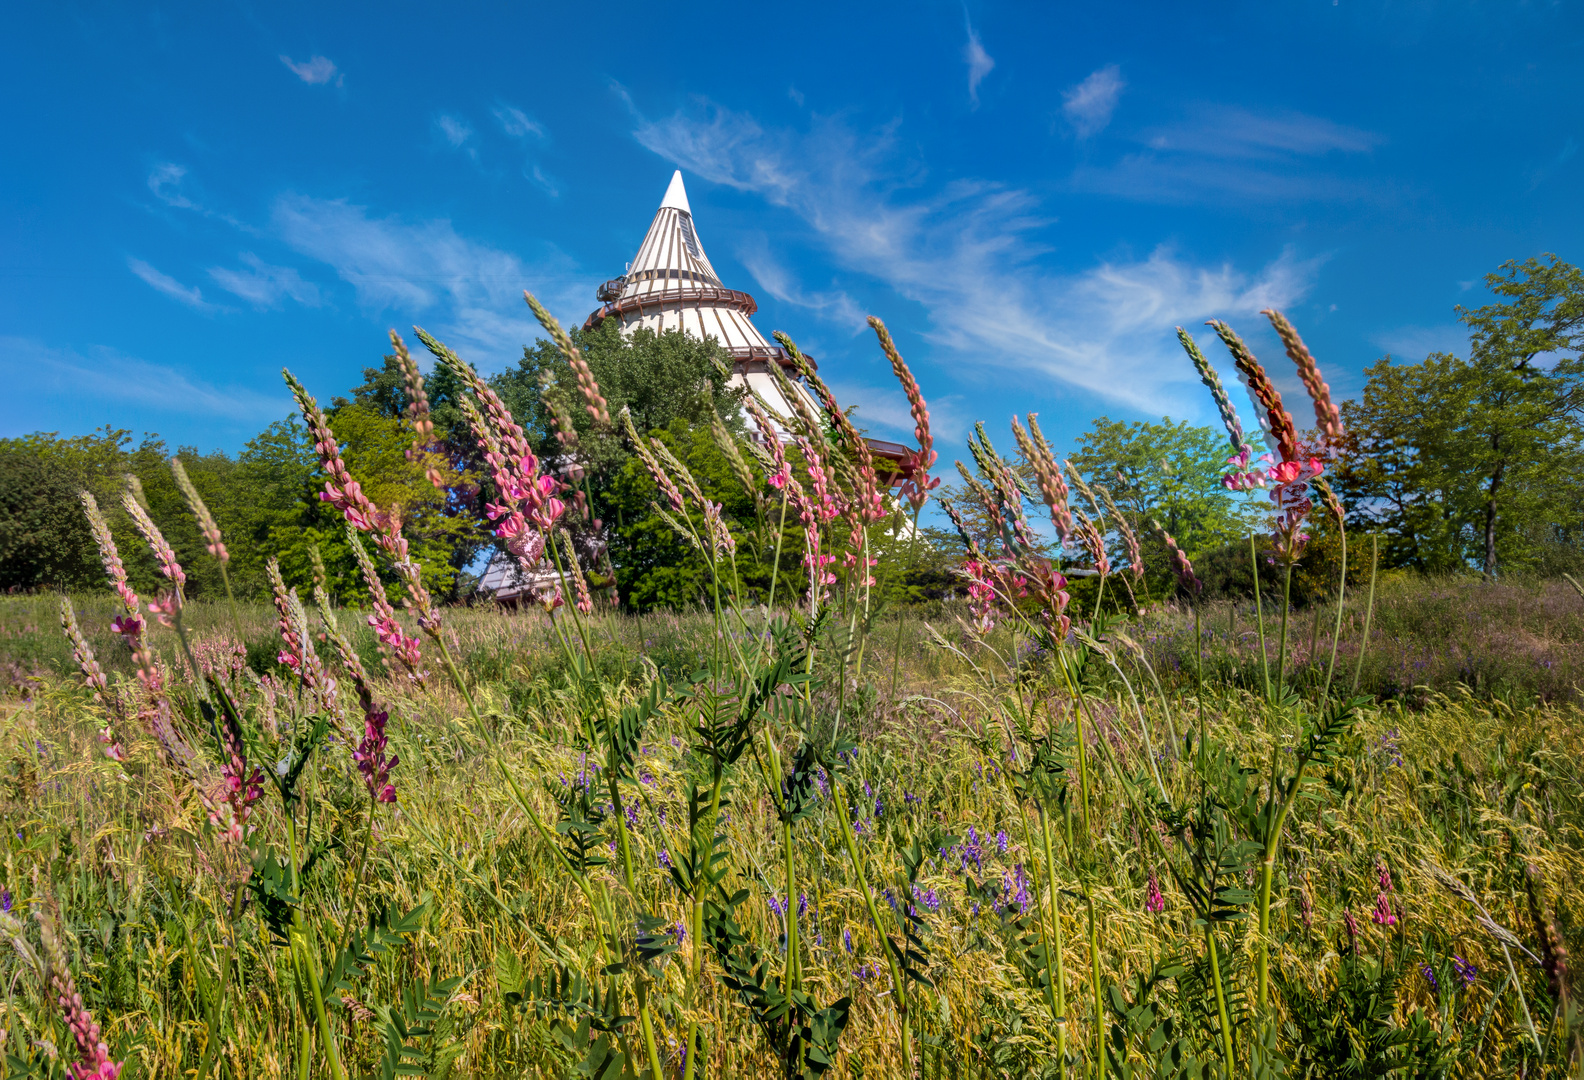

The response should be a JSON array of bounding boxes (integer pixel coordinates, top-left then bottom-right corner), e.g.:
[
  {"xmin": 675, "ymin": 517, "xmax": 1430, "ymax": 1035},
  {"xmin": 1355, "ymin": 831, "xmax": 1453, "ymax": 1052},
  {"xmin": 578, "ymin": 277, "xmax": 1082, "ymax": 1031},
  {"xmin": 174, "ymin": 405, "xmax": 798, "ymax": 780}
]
[{"xmin": 4, "ymin": 2, "xmax": 1581, "ymax": 463}]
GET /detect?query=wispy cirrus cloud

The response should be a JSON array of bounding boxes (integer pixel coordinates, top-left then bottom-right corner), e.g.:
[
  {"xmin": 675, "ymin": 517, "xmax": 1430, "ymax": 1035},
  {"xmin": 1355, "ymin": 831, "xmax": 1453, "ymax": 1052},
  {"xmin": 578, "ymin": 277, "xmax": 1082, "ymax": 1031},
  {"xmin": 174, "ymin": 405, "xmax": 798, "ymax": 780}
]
[
  {"xmin": 1370, "ymin": 322, "xmax": 1469, "ymax": 360},
  {"xmin": 280, "ymin": 54, "xmax": 341, "ymax": 86},
  {"xmin": 632, "ymin": 100, "xmax": 1318, "ymax": 420},
  {"xmin": 271, "ymin": 193, "xmax": 589, "ymax": 363},
  {"xmin": 1062, "ymin": 65, "xmax": 1124, "ymax": 138},
  {"xmin": 127, "ymin": 257, "xmax": 218, "ymax": 311},
  {"xmin": 494, "ymin": 104, "xmax": 545, "ymax": 140},
  {"xmin": 208, "ymin": 253, "xmax": 322, "ymax": 309},
  {"xmin": 435, "ymin": 114, "xmax": 476, "ymax": 154},
  {"xmin": 0, "ymin": 336, "xmax": 285, "ymax": 429},
  {"xmin": 1072, "ymin": 104, "xmax": 1384, "ymax": 205},
  {"xmin": 738, "ymin": 238, "xmax": 865, "ymax": 332},
  {"xmin": 964, "ymin": 17, "xmax": 996, "ymax": 108}
]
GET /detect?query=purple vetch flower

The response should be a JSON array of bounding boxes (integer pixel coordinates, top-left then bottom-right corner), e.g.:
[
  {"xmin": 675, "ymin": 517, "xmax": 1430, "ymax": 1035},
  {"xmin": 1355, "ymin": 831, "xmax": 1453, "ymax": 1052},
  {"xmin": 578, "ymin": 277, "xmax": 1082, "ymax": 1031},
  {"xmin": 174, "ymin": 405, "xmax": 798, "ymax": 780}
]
[
  {"xmin": 767, "ymin": 893, "xmax": 787, "ymax": 918},
  {"xmin": 1007, "ymin": 864, "xmax": 1031, "ymax": 914},
  {"xmin": 1452, "ymin": 955, "xmax": 1478, "ymax": 986},
  {"xmin": 996, "ymin": 830, "xmax": 1009, "ymax": 855},
  {"xmin": 0, "ymin": 889, "xmax": 10, "ymax": 913},
  {"xmin": 855, "ymin": 963, "xmax": 877, "ymax": 981},
  {"xmin": 913, "ymin": 884, "xmax": 941, "ymax": 912},
  {"xmin": 797, "ymin": 892, "xmax": 808, "ymax": 918},
  {"xmin": 874, "ymin": 796, "xmax": 885, "ymax": 819},
  {"xmin": 624, "ymin": 801, "xmax": 640, "ymax": 830},
  {"xmin": 960, "ymin": 827, "xmax": 984, "ymax": 872},
  {"xmin": 1420, "ymin": 964, "xmax": 1439, "ymax": 993},
  {"xmin": 863, "ymin": 779, "xmax": 872, "ymax": 797},
  {"xmin": 843, "ymin": 927, "xmax": 853, "ymax": 953},
  {"xmin": 658, "ymin": 847, "xmax": 672, "ymax": 869},
  {"xmin": 904, "ymin": 791, "xmax": 921, "ymax": 807},
  {"xmin": 674, "ymin": 921, "xmax": 686, "ymax": 945}
]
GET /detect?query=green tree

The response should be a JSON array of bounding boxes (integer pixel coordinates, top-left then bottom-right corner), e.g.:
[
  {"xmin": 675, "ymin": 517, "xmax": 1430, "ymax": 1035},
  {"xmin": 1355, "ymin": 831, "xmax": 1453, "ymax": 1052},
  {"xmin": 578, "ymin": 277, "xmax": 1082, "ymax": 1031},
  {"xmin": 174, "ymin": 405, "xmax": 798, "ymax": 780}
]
[
  {"xmin": 1069, "ymin": 415, "xmax": 1259, "ymax": 557},
  {"xmin": 1340, "ymin": 254, "xmax": 1584, "ymax": 577}
]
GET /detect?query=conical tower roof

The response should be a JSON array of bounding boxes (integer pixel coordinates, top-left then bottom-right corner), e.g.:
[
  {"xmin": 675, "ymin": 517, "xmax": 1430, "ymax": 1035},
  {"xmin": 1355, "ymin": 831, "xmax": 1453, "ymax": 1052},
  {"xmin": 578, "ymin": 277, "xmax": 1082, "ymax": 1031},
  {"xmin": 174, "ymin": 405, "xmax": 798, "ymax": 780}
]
[{"xmin": 585, "ymin": 171, "xmax": 790, "ymax": 368}]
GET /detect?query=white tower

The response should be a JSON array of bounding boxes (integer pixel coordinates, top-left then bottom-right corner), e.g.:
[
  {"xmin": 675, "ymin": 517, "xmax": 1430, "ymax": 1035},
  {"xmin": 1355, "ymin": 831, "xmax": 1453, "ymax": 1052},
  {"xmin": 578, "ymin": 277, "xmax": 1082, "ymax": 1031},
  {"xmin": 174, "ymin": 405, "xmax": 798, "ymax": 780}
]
[{"xmin": 584, "ymin": 170, "xmax": 814, "ymax": 420}]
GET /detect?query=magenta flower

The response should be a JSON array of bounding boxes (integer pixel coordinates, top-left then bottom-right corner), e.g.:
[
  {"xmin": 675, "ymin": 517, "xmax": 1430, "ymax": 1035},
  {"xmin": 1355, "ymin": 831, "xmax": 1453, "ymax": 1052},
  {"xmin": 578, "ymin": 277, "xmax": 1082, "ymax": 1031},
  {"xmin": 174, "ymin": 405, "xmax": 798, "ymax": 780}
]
[
  {"xmin": 1145, "ymin": 873, "xmax": 1165, "ymax": 914},
  {"xmin": 353, "ymin": 707, "xmax": 399, "ymax": 803}
]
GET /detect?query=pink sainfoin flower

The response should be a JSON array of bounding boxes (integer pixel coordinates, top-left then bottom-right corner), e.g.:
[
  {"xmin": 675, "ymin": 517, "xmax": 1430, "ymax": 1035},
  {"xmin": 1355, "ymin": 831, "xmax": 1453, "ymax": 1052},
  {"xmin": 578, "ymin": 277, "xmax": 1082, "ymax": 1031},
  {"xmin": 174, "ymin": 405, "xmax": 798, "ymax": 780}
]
[
  {"xmin": 1263, "ymin": 309, "xmax": 1343, "ymax": 446},
  {"xmin": 1371, "ymin": 860, "xmax": 1397, "ymax": 926},
  {"xmin": 1150, "ymin": 519, "xmax": 1204, "ymax": 597},
  {"xmin": 964, "ymin": 559, "xmax": 998, "ymax": 635},
  {"xmin": 1177, "ymin": 326, "xmax": 1253, "ymax": 459},
  {"xmin": 353, "ymin": 707, "xmax": 399, "ymax": 803},
  {"xmin": 170, "ymin": 456, "xmax": 229, "ymax": 562},
  {"xmin": 267, "ymin": 559, "xmax": 342, "ymax": 723},
  {"xmin": 525, "ymin": 291, "xmax": 611, "ymax": 427},
  {"xmin": 745, "ymin": 394, "xmax": 794, "ymax": 491},
  {"xmin": 1221, "ymin": 445, "xmax": 1274, "ymax": 492},
  {"xmin": 1073, "ymin": 512, "xmax": 1110, "ymax": 579},
  {"xmin": 1344, "ymin": 907, "xmax": 1360, "ymax": 948},
  {"xmin": 868, "ymin": 316, "xmax": 939, "ymax": 511},
  {"xmin": 37, "ymin": 898, "xmax": 123, "ymax": 1080},
  {"xmin": 1013, "ymin": 414, "xmax": 1074, "ymax": 547},
  {"xmin": 348, "ymin": 527, "xmax": 427, "ymax": 685},
  {"xmin": 284, "ymin": 367, "xmax": 445, "ymax": 636},
  {"xmin": 390, "ymin": 330, "xmax": 436, "ymax": 461},
  {"xmin": 79, "ymin": 492, "xmax": 140, "ymax": 615},
  {"xmin": 1211, "ymin": 320, "xmax": 1300, "ymax": 466},
  {"xmin": 213, "ymin": 699, "xmax": 263, "ymax": 843},
  {"xmin": 1146, "ymin": 873, "xmax": 1165, "ymax": 914},
  {"xmin": 60, "ymin": 599, "xmax": 126, "ymax": 763},
  {"xmin": 121, "ymin": 486, "xmax": 187, "ymax": 597},
  {"xmin": 778, "ymin": 332, "xmax": 889, "ymax": 527}
]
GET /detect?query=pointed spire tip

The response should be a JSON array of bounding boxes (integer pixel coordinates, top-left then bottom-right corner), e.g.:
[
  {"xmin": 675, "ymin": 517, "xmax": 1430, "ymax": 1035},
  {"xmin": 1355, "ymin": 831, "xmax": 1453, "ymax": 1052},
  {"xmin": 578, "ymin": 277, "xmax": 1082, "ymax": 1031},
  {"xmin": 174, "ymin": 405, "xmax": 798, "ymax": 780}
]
[{"xmin": 659, "ymin": 170, "xmax": 691, "ymax": 214}]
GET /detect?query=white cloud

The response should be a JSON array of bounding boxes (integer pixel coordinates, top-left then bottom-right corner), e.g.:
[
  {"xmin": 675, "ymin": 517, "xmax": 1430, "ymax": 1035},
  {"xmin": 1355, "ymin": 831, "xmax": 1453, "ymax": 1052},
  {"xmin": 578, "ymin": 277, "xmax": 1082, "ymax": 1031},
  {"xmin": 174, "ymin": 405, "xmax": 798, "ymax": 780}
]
[
  {"xmin": 1062, "ymin": 65, "xmax": 1124, "ymax": 139},
  {"xmin": 826, "ymin": 378, "xmax": 970, "ymax": 445},
  {"xmin": 632, "ymin": 101, "xmax": 1319, "ymax": 416},
  {"xmin": 0, "ymin": 336, "xmax": 285, "ymax": 426},
  {"xmin": 148, "ymin": 162, "xmax": 193, "ymax": 209},
  {"xmin": 1370, "ymin": 323, "xmax": 1469, "ymax": 360},
  {"xmin": 738, "ymin": 239, "xmax": 865, "ymax": 331},
  {"xmin": 1140, "ymin": 105, "xmax": 1382, "ymax": 160},
  {"xmin": 964, "ymin": 19, "xmax": 995, "ymax": 107},
  {"xmin": 270, "ymin": 193, "xmax": 590, "ymax": 364},
  {"xmin": 530, "ymin": 164, "xmax": 560, "ymax": 197},
  {"xmin": 127, "ymin": 257, "xmax": 216, "ymax": 311},
  {"xmin": 280, "ymin": 54, "xmax": 341, "ymax": 86},
  {"xmin": 1073, "ymin": 104, "xmax": 1384, "ymax": 205},
  {"xmin": 436, "ymin": 114, "xmax": 475, "ymax": 150},
  {"xmin": 207, "ymin": 253, "xmax": 322, "ymax": 309},
  {"xmin": 494, "ymin": 104, "xmax": 544, "ymax": 140}
]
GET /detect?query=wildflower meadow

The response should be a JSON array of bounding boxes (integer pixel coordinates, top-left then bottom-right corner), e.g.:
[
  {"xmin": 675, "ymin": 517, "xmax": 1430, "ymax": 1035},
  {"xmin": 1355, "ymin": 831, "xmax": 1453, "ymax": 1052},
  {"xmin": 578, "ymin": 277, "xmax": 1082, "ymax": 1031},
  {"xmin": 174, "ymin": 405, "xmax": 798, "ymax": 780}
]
[{"xmin": 1, "ymin": 297, "xmax": 1581, "ymax": 1080}]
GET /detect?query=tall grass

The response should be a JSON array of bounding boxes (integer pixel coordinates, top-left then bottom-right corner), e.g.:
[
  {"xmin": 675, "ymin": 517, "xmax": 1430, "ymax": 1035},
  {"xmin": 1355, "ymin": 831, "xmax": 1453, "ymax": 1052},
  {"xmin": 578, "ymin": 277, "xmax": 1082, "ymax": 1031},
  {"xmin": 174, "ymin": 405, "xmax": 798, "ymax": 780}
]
[{"xmin": 0, "ymin": 300, "xmax": 1580, "ymax": 1079}]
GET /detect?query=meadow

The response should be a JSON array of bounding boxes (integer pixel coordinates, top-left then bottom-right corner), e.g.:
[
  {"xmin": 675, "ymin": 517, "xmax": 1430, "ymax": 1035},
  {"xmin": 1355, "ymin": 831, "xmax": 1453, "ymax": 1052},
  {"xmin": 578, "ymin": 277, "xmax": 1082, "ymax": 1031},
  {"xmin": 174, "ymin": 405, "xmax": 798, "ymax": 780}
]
[{"xmin": 0, "ymin": 305, "xmax": 1580, "ymax": 1079}]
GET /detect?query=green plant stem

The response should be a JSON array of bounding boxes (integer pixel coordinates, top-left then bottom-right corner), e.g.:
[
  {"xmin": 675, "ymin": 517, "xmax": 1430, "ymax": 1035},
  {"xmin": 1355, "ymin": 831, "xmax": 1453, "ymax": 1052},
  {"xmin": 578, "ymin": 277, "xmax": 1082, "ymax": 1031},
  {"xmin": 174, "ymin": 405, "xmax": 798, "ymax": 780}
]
[
  {"xmin": 195, "ymin": 881, "xmax": 247, "ymax": 1080},
  {"xmin": 1250, "ymin": 535, "xmax": 1270, "ymax": 702},
  {"xmin": 1206, "ymin": 927, "xmax": 1236, "ymax": 1070},
  {"xmin": 831, "ymin": 781, "xmax": 911, "ymax": 1068},
  {"xmin": 1036, "ymin": 806, "xmax": 1069, "ymax": 1071},
  {"xmin": 1254, "ymin": 725, "xmax": 1327, "ymax": 1011},
  {"xmin": 1320, "ymin": 526, "xmax": 1347, "ymax": 702},
  {"xmin": 1087, "ymin": 893, "xmax": 1103, "ymax": 1079},
  {"xmin": 219, "ymin": 561, "xmax": 245, "ymax": 647},
  {"xmin": 285, "ymin": 810, "xmax": 346, "ymax": 1080},
  {"xmin": 1194, "ymin": 605, "xmax": 1205, "ymax": 771},
  {"xmin": 888, "ymin": 503, "xmax": 924, "ymax": 699},
  {"xmin": 1275, "ymin": 561, "xmax": 1294, "ymax": 699},
  {"xmin": 1351, "ymin": 533, "xmax": 1378, "ymax": 695}
]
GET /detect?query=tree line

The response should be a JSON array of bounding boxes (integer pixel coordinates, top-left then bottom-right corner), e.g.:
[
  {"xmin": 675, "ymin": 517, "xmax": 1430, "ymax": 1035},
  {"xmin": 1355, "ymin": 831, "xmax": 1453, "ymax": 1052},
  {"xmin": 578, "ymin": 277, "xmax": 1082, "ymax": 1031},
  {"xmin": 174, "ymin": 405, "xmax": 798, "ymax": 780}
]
[{"xmin": 3, "ymin": 254, "xmax": 1579, "ymax": 609}]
